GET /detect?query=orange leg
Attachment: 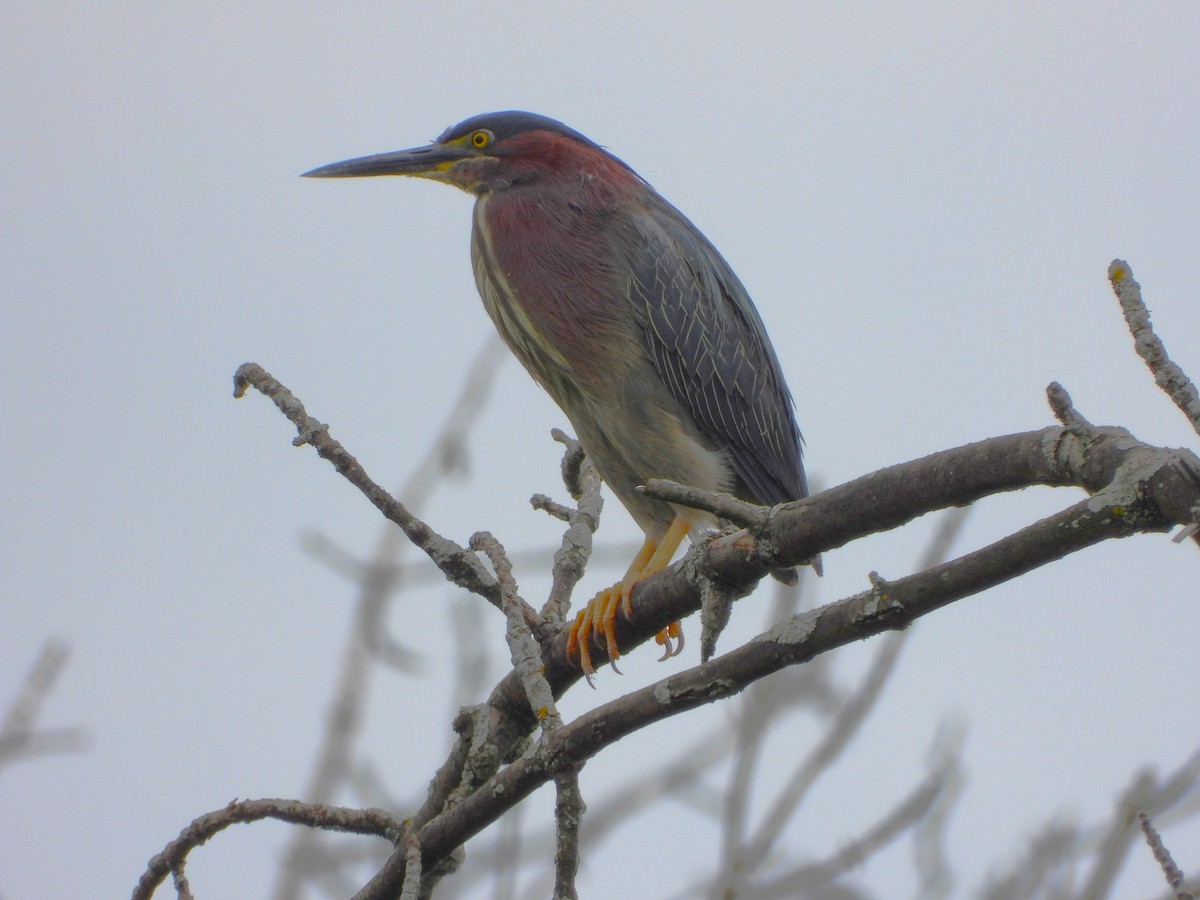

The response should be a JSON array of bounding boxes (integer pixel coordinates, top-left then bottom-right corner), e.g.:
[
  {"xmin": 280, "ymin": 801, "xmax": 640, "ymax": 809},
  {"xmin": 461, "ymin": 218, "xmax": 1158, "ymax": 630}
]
[{"xmin": 567, "ymin": 515, "xmax": 692, "ymax": 681}]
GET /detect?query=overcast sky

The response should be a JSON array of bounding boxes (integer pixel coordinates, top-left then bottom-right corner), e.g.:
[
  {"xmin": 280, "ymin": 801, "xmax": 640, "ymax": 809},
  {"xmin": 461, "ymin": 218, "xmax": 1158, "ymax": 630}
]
[{"xmin": 3, "ymin": 4, "xmax": 1199, "ymax": 898}]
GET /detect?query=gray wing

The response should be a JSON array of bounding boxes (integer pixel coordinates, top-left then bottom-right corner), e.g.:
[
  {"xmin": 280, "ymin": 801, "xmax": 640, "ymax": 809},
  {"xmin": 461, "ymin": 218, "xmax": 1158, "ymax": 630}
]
[{"xmin": 624, "ymin": 200, "xmax": 808, "ymax": 506}]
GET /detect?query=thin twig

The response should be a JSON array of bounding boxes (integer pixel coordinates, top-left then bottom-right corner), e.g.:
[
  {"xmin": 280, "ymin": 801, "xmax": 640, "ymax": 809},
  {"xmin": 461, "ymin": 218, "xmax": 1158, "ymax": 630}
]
[
  {"xmin": 749, "ymin": 755, "xmax": 955, "ymax": 899},
  {"xmin": 1108, "ymin": 261, "xmax": 1200, "ymax": 545},
  {"xmin": 470, "ymin": 530, "xmax": 584, "ymax": 898},
  {"xmin": 639, "ymin": 478, "xmax": 767, "ymax": 528},
  {"xmin": 170, "ymin": 860, "xmax": 194, "ymax": 900},
  {"xmin": 714, "ymin": 507, "xmax": 968, "ymax": 897},
  {"xmin": 301, "ymin": 529, "xmax": 639, "ymax": 592},
  {"xmin": 1109, "ymin": 260, "xmax": 1200, "ymax": 439},
  {"xmin": 978, "ymin": 821, "xmax": 1078, "ymax": 900},
  {"xmin": 913, "ymin": 721, "xmax": 966, "ymax": 900},
  {"xmin": 1077, "ymin": 744, "xmax": 1200, "ymax": 899},
  {"xmin": 1046, "ymin": 381, "xmax": 1094, "ymax": 435},
  {"xmin": 134, "ymin": 799, "xmax": 403, "ymax": 899},
  {"xmin": 531, "ymin": 494, "xmax": 574, "ymax": 522},
  {"xmin": 469, "ymin": 532, "xmax": 557, "ymax": 727},
  {"xmin": 491, "ymin": 806, "xmax": 523, "ymax": 900},
  {"xmin": 295, "ymin": 529, "xmax": 428, "ymax": 673},
  {"xmin": 468, "ymin": 723, "xmax": 739, "ymax": 896},
  {"xmin": 1139, "ymin": 812, "xmax": 1194, "ymax": 899},
  {"xmin": 737, "ymin": 625, "xmax": 908, "ymax": 877},
  {"xmin": 553, "ymin": 427, "xmax": 589, "ymax": 500},
  {"xmin": 0, "ymin": 637, "xmax": 89, "ymax": 771},
  {"xmin": 270, "ymin": 339, "xmax": 504, "ymax": 900},
  {"xmin": 234, "ymin": 362, "xmax": 502, "ymax": 607},
  {"xmin": 541, "ymin": 430, "xmax": 606, "ymax": 626}
]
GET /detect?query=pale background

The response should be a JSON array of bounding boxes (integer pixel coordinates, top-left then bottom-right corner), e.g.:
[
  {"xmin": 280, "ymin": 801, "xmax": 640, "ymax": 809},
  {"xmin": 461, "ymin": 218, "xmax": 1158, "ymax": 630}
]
[{"xmin": 3, "ymin": 3, "xmax": 1199, "ymax": 897}]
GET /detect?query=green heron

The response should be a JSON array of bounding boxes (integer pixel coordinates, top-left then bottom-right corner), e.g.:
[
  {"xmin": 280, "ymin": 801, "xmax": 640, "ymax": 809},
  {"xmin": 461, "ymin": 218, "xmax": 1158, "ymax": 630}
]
[{"xmin": 304, "ymin": 111, "xmax": 812, "ymax": 678}]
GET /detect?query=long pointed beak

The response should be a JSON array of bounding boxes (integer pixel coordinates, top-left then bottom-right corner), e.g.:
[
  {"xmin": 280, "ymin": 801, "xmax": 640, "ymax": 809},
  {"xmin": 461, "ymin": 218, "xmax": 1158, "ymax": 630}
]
[{"xmin": 301, "ymin": 142, "xmax": 474, "ymax": 178}]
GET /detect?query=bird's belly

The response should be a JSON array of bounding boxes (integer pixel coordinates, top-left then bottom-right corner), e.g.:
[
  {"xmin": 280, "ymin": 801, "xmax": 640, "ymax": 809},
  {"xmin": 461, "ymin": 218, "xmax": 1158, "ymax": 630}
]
[{"xmin": 566, "ymin": 389, "xmax": 736, "ymax": 541}]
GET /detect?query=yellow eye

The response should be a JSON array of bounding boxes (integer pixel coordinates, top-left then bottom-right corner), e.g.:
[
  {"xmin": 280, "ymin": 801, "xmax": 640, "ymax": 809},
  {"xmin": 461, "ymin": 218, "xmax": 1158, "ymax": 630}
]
[{"xmin": 470, "ymin": 129, "xmax": 492, "ymax": 149}]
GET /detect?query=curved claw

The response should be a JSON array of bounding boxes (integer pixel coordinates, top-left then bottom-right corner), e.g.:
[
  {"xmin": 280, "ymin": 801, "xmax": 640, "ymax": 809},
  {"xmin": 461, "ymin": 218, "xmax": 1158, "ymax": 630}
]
[
  {"xmin": 567, "ymin": 518, "xmax": 692, "ymax": 679},
  {"xmin": 653, "ymin": 621, "xmax": 685, "ymax": 661},
  {"xmin": 568, "ymin": 608, "xmax": 597, "ymax": 680},
  {"xmin": 567, "ymin": 584, "xmax": 627, "ymax": 681},
  {"xmin": 656, "ymin": 637, "xmax": 673, "ymax": 662},
  {"xmin": 668, "ymin": 622, "xmax": 685, "ymax": 657}
]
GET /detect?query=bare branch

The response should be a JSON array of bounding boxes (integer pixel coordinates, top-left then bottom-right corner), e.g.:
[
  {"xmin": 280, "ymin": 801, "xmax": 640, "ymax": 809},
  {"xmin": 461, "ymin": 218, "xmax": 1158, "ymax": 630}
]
[
  {"xmin": 448, "ymin": 595, "xmax": 495, "ymax": 716},
  {"xmin": 470, "ymin": 529, "xmax": 584, "ymax": 897},
  {"xmin": 134, "ymin": 799, "xmax": 402, "ymax": 899},
  {"xmin": 714, "ymin": 508, "xmax": 968, "ymax": 897},
  {"xmin": 1, "ymin": 637, "xmax": 67, "ymax": 740},
  {"xmin": 1047, "ymin": 381, "xmax": 1095, "ymax": 434},
  {"xmin": 469, "ymin": 532, "xmax": 559, "ymax": 730},
  {"xmin": 1139, "ymin": 812, "xmax": 1194, "ymax": 900},
  {"xmin": 552, "ymin": 427, "xmax": 589, "ymax": 500},
  {"xmin": 747, "ymin": 752, "xmax": 955, "ymax": 899},
  {"xmin": 0, "ymin": 637, "xmax": 89, "ymax": 772},
  {"xmin": 271, "ymin": 340, "xmax": 504, "ymax": 900},
  {"xmin": 170, "ymin": 865, "xmax": 194, "ymax": 900},
  {"xmin": 979, "ymin": 820, "xmax": 1078, "ymax": 900},
  {"xmin": 736, "ymin": 624, "xmax": 908, "ymax": 878},
  {"xmin": 296, "ymin": 531, "xmax": 426, "ymax": 674},
  {"xmin": 491, "ymin": 807, "xmax": 523, "ymax": 900},
  {"xmin": 234, "ymin": 362, "xmax": 502, "ymax": 608},
  {"xmin": 388, "ymin": 503, "xmax": 1147, "ymax": 890},
  {"xmin": 1109, "ymin": 260, "xmax": 1200, "ymax": 439},
  {"xmin": 913, "ymin": 722, "xmax": 966, "ymax": 900},
  {"xmin": 553, "ymin": 770, "xmax": 585, "ymax": 900},
  {"xmin": 541, "ymin": 432, "xmax": 606, "ymax": 627},
  {"xmin": 301, "ymin": 528, "xmax": 639, "ymax": 592},
  {"xmin": 398, "ymin": 834, "xmax": 423, "ymax": 900},
  {"xmin": 1077, "ymin": 743, "xmax": 1200, "ymax": 899},
  {"xmin": 346, "ymin": 418, "xmax": 1200, "ymax": 895},
  {"xmin": 639, "ymin": 478, "xmax": 768, "ymax": 529},
  {"xmin": 238, "ymin": 341, "xmax": 1200, "ymax": 899},
  {"xmin": 467, "ymin": 723, "xmax": 741, "ymax": 895}
]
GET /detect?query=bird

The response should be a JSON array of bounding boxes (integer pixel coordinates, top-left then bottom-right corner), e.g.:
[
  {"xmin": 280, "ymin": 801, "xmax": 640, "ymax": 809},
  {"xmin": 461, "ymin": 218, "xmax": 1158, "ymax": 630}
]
[{"xmin": 304, "ymin": 111, "xmax": 812, "ymax": 678}]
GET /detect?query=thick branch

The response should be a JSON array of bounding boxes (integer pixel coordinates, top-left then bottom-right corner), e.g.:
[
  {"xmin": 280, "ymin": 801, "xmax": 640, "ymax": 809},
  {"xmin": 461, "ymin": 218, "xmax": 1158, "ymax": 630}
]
[
  {"xmin": 365, "ymin": 425, "xmax": 1198, "ymax": 896},
  {"xmin": 400, "ymin": 499, "xmax": 1139, "ymax": 868},
  {"xmin": 236, "ymin": 362, "xmax": 1200, "ymax": 896}
]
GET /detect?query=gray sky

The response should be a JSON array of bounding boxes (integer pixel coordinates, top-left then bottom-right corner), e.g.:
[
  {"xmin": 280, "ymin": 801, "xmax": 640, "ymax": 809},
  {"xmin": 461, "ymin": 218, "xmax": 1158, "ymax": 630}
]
[{"xmin": 3, "ymin": 3, "xmax": 1199, "ymax": 897}]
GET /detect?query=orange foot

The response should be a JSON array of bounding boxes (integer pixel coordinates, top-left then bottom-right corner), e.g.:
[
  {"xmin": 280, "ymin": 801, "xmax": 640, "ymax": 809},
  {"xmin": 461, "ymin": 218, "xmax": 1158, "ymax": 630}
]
[{"xmin": 566, "ymin": 515, "xmax": 691, "ymax": 684}]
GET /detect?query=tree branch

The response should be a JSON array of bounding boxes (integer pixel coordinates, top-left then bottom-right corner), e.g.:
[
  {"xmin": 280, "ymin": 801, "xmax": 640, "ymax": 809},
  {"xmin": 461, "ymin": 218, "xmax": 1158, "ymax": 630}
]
[
  {"xmin": 234, "ymin": 359, "xmax": 1200, "ymax": 897},
  {"xmin": 0, "ymin": 637, "xmax": 89, "ymax": 773},
  {"xmin": 1109, "ymin": 260, "xmax": 1200, "ymax": 439},
  {"xmin": 367, "ymin": 480, "xmax": 1193, "ymax": 895},
  {"xmin": 133, "ymin": 799, "xmax": 403, "ymax": 900},
  {"xmin": 234, "ymin": 362, "xmax": 502, "ymax": 609},
  {"xmin": 1139, "ymin": 812, "xmax": 1195, "ymax": 900}
]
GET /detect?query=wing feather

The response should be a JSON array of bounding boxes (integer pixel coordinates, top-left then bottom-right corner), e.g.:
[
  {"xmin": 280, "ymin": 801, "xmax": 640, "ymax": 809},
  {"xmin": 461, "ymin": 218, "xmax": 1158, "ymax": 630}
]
[{"xmin": 623, "ymin": 201, "xmax": 808, "ymax": 505}]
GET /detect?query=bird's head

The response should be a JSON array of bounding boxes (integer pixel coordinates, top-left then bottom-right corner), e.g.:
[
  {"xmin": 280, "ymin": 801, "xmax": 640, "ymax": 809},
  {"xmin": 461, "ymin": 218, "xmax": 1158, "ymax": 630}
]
[{"xmin": 303, "ymin": 110, "xmax": 633, "ymax": 195}]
